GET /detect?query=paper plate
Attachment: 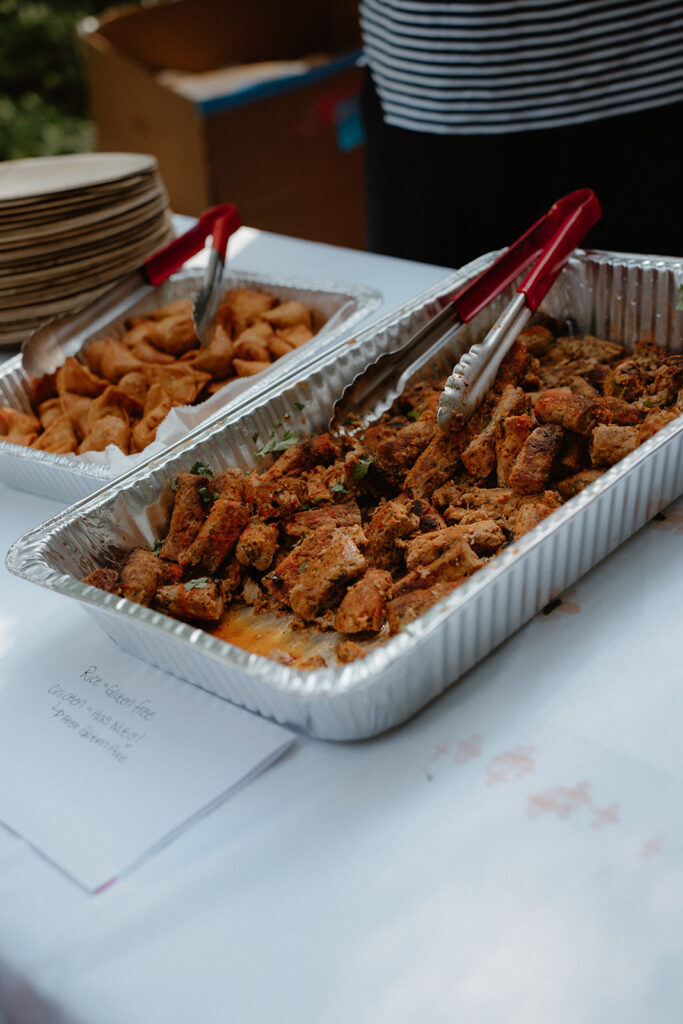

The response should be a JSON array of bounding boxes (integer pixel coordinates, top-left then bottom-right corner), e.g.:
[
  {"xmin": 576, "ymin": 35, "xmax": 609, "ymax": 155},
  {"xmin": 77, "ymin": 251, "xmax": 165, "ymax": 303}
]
[{"xmin": 0, "ymin": 153, "xmax": 157, "ymax": 204}]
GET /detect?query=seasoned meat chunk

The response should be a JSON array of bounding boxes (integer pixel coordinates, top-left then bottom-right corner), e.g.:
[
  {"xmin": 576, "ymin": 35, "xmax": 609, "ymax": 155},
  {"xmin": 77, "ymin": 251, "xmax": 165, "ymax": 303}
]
[
  {"xmin": 246, "ymin": 474, "xmax": 307, "ymax": 520},
  {"xmin": 589, "ymin": 424, "xmax": 639, "ymax": 466},
  {"xmin": 159, "ymin": 473, "xmax": 209, "ymax": 561},
  {"xmin": 556, "ymin": 469, "xmax": 604, "ymax": 499},
  {"xmin": 604, "ymin": 360, "xmax": 647, "ymax": 402},
  {"xmin": 365, "ymin": 500, "xmax": 420, "ymax": 570},
  {"xmin": 178, "ymin": 495, "xmax": 250, "ymax": 574},
  {"xmin": 264, "ymin": 523, "xmax": 365, "ymax": 601},
  {"xmin": 155, "ymin": 580, "xmax": 224, "ymax": 623},
  {"xmin": 398, "ymin": 496, "xmax": 446, "ymax": 533},
  {"xmin": 461, "ymin": 423, "xmax": 496, "ymax": 479},
  {"xmin": 213, "ymin": 468, "xmax": 246, "ymax": 501},
  {"xmin": 373, "ymin": 412, "xmax": 437, "ymax": 483},
  {"xmin": 595, "ymin": 396, "xmax": 642, "ymax": 426},
  {"xmin": 495, "ymin": 414, "xmax": 533, "ymax": 486},
  {"xmin": 508, "ymin": 492, "xmax": 562, "ymax": 539},
  {"xmin": 517, "ymin": 324, "xmax": 554, "ymax": 356},
  {"xmin": 336, "ymin": 640, "xmax": 366, "ymax": 663},
  {"xmin": 82, "ymin": 567, "xmax": 119, "ymax": 593},
  {"xmin": 509, "ymin": 425, "xmax": 565, "ymax": 494},
  {"xmin": 533, "ymin": 389, "xmax": 599, "ymax": 435},
  {"xmin": 386, "ymin": 582, "xmax": 465, "ymax": 635},
  {"xmin": 288, "ymin": 530, "xmax": 367, "ymax": 620},
  {"xmin": 283, "ymin": 501, "xmax": 362, "ymax": 543},
  {"xmin": 637, "ymin": 405, "xmax": 681, "ymax": 443},
  {"xmin": 259, "ymin": 433, "xmax": 338, "ymax": 483},
  {"xmin": 334, "ymin": 568, "xmax": 392, "ymax": 634},
  {"xmin": 404, "ymin": 424, "xmax": 472, "ymax": 498},
  {"xmin": 235, "ymin": 517, "xmax": 279, "ymax": 571},
  {"xmin": 390, "ymin": 538, "xmax": 483, "ymax": 597},
  {"xmin": 119, "ymin": 548, "xmax": 160, "ymax": 607}
]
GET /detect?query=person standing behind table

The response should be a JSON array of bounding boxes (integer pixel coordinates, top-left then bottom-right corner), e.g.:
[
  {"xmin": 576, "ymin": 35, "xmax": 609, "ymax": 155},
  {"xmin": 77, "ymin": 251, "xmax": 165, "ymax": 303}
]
[{"xmin": 359, "ymin": 0, "xmax": 683, "ymax": 268}]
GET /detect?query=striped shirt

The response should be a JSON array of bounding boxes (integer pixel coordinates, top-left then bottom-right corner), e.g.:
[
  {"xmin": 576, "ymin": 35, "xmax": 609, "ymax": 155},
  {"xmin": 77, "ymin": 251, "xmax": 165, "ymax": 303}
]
[{"xmin": 360, "ymin": 0, "xmax": 683, "ymax": 134}]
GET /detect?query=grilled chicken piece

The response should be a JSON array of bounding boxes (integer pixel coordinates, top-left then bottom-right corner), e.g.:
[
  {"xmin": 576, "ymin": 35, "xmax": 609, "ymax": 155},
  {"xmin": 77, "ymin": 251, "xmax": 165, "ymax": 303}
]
[
  {"xmin": 461, "ymin": 423, "xmax": 496, "ymax": 479},
  {"xmin": 336, "ymin": 640, "xmax": 366, "ymax": 663},
  {"xmin": 82, "ymin": 567, "xmax": 120, "ymax": 593},
  {"xmin": 155, "ymin": 580, "xmax": 224, "ymax": 623},
  {"xmin": 159, "ymin": 473, "xmax": 210, "ymax": 561},
  {"xmin": 178, "ymin": 494, "xmax": 250, "ymax": 574},
  {"xmin": 390, "ymin": 538, "xmax": 483, "ymax": 598},
  {"xmin": 534, "ymin": 389, "xmax": 599, "ymax": 435},
  {"xmin": 259, "ymin": 433, "xmax": 338, "ymax": 483},
  {"xmin": 495, "ymin": 414, "xmax": 533, "ymax": 485},
  {"xmin": 405, "ymin": 520, "xmax": 506, "ymax": 567},
  {"xmin": 386, "ymin": 581, "xmax": 465, "ymax": 634},
  {"xmin": 507, "ymin": 492, "xmax": 562, "ymax": 539},
  {"xmin": 373, "ymin": 412, "xmax": 437, "ymax": 484},
  {"xmin": 119, "ymin": 548, "xmax": 161, "ymax": 606},
  {"xmin": 556, "ymin": 469, "xmax": 604, "ymax": 499},
  {"xmin": 637, "ymin": 405, "xmax": 681, "ymax": 443},
  {"xmin": 288, "ymin": 530, "xmax": 367, "ymax": 620},
  {"xmin": 594, "ymin": 395, "xmax": 643, "ymax": 426},
  {"xmin": 235, "ymin": 517, "xmax": 279, "ymax": 571},
  {"xmin": 404, "ymin": 423, "xmax": 473, "ymax": 498},
  {"xmin": 334, "ymin": 568, "xmax": 392, "ymax": 634},
  {"xmin": 264, "ymin": 523, "xmax": 365, "ymax": 601},
  {"xmin": 604, "ymin": 359, "xmax": 647, "ymax": 402},
  {"xmin": 509, "ymin": 425, "xmax": 565, "ymax": 494},
  {"xmin": 365, "ymin": 500, "xmax": 420, "ymax": 570},
  {"xmin": 246, "ymin": 474, "xmax": 307, "ymax": 520},
  {"xmin": 589, "ymin": 424, "xmax": 639, "ymax": 466},
  {"xmin": 397, "ymin": 496, "xmax": 446, "ymax": 533},
  {"xmin": 283, "ymin": 501, "xmax": 362, "ymax": 543}
]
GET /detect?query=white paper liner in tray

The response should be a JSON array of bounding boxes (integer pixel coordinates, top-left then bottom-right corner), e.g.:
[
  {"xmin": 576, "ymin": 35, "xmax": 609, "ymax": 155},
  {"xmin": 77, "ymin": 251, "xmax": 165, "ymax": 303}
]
[
  {"xmin": 6, "ymin": 249, "xmax": 683, "ymax": 740},
  {"xmin": 0, "ymin": 267, "xmax": 381, "ymax": 503}
]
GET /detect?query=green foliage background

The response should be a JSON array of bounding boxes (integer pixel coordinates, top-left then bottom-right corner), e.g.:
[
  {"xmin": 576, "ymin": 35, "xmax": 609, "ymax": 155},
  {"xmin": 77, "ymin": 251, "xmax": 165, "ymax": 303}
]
[{"xmin": 0, "ymin": 0, "xmax": 128, "ymax": 160}]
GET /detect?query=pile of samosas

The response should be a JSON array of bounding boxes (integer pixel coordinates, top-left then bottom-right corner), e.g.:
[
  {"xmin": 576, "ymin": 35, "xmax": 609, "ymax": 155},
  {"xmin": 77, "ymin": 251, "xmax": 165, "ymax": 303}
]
[{"xmin": 0, "ymin": 288, "xmax": 315, "ymax": 456}]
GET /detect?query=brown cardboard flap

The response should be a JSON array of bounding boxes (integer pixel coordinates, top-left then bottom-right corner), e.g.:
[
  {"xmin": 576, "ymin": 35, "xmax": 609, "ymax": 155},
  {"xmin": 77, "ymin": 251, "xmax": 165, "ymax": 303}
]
[{"xmin": 94, "ymin": 0, "xmax": 360, "ymax": 73}]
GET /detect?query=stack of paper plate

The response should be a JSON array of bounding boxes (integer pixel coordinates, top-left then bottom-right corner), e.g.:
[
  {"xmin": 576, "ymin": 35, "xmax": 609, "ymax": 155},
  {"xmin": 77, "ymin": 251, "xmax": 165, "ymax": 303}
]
[{"xmin": 0, "ymin": 152, "xmax": 174, "ymax": 347}]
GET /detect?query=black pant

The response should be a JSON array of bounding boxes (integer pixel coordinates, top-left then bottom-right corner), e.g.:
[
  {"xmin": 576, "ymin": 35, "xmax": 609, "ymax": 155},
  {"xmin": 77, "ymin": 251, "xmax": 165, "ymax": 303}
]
[{"xmin": 361, "ymin": 70, "xmax": 683, "ymax": 268}]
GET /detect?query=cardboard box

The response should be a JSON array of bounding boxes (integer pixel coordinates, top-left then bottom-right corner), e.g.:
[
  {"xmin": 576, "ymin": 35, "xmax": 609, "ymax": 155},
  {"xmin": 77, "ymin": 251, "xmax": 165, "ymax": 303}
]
[{"xmin": 79, "ymin": 0, "xmax": 366, "ymax": 248}]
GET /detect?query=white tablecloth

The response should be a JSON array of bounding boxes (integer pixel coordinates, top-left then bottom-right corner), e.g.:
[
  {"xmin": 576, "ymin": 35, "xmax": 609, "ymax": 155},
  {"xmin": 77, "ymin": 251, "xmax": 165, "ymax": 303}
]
[{"xmin": 1, "ymin": 229, "xmax": 682, "ymax": 1024}]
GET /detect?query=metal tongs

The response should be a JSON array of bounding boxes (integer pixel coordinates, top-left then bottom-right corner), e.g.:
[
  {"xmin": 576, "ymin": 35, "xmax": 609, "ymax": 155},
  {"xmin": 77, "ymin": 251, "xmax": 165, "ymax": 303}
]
[
  {"xmin": 21, "ymin": 203, "xmax": 241, "ymax": 378},
  {"xmin": 330, "ymin": 189, "xmax": 601, "ymax": 433}
]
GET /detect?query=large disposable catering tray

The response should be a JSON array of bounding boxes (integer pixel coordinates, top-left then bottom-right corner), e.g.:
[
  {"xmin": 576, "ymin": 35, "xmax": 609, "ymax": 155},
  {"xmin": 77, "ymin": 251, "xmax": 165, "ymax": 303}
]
[
  {"xmin": 0, "ymin": 266, "xmax": 381, "ymax": 504},
  {"xmin": 7, "ymin": 249, "xmax": 683, "ymax": 741}
]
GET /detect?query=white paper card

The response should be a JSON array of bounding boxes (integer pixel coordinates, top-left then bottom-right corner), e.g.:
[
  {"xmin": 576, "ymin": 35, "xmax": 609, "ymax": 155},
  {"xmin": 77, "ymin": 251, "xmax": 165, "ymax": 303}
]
[{"xmin": 0, "ymin": 631, "xmax": 294, "ymax": 892}]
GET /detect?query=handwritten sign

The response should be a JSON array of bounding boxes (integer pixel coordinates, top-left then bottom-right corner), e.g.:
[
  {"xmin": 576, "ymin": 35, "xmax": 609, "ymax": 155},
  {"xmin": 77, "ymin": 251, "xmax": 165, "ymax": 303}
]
[{"xmin": 0, "ymin": 633, "xmax": 294, "ymax": 892}]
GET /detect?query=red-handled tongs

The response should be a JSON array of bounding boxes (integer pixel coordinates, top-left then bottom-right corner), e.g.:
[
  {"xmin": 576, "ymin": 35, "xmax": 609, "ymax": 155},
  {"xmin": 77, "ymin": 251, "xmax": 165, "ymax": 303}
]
[
  {"xmin": 329, "ymin": 189, "xmax": 600, "ymax": 433},
  {"xmin": 21, "ymin": 203, "xmax": 241, "ymax": 378}
]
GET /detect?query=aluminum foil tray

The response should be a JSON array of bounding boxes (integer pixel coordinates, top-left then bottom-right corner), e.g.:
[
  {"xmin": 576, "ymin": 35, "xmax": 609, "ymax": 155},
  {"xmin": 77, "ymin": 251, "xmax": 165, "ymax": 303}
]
[
  {"xmin": 0, "ymin": 267, "xmax": 381, "ymax": 504},
  {"xmin": 7, "ymin": 250, "xmax": 683, "ymax": 740}
]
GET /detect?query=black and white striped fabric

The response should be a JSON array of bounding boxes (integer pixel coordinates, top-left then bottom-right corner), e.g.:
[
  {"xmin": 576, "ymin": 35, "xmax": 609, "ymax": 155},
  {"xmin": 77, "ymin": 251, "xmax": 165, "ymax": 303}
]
[{"xmin": 360, "ymin": 0, "xmax": 683, "ymax": 134}]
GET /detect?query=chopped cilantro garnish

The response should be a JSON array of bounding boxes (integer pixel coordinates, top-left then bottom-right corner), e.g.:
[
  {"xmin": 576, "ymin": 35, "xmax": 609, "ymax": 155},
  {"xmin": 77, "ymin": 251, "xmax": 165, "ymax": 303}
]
[
  {"xmin": 293, "ymin": 401, "xmax": 305, "ymax": 411},
  {"xmin": 272, "ymin": 421, "xmax": 282, "ymax": 429},
  {"xmin": 351, "ymin": 453, "xmax": 374, "ymax": 480},
  {"xmin": 407, "ymin": 408, "xmax": 422, "ymax": 421},
  {"xmin": 151, "ymin": 538, "xmax": 164, "ymax": 554},
  {"xmin": 169, "ymin": 477, "xmax": 178, "ymax": 492},
  {"xmin": 190, "ymin": 460, "xmax": 213, "ymax": 478},
  {"xmin": 198, "ymin": 486, "xmax": 214, "ymax": 505},
  {"xmin": 184, "ymin": 577, "xmax": 209, "ymax": 592},
  {"xmin": 254, "ymin": 429, "xmax": 299, "ymax": 458},
  {"xmin": 330, "ymin": 482, "xmax": 349, "ymax": 496},
  {"xmin": 642, "ymin": 399, "xmax": 652, "ymax": 408}
]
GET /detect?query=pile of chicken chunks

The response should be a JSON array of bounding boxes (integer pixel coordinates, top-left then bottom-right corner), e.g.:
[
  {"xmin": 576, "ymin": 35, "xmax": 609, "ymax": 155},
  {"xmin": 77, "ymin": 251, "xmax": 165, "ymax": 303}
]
[{"xmin": 84, "ymin": 321, "xmax": 683, "ymax": 666}]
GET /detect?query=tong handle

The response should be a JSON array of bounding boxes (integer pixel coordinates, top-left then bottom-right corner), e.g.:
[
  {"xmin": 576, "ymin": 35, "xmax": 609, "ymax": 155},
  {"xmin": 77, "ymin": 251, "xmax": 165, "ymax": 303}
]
[
  {"xmin": 451, "ymin": 189, "xmax": 600, "ymax": 323},
  {"xmin": 143, "ymin": 203, "xmax": 241, "ymax": 286},
  {"xmin": 517, "ymin": 189, "xmax": 601, "ymax": 310}
]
